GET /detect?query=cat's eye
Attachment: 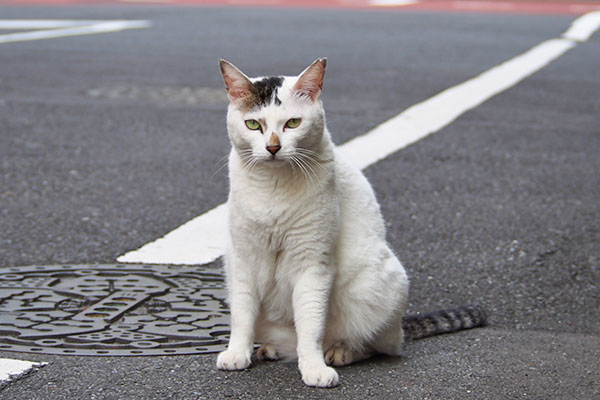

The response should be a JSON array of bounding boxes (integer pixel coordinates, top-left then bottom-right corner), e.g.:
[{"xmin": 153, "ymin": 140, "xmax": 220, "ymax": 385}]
[
  {"xmin": 285, "ymin": 118, "xmax": 302, "ymax": 129},
  {"xmin": 245, "ymin": 119, "xmax": 261, "ymax": 131}
]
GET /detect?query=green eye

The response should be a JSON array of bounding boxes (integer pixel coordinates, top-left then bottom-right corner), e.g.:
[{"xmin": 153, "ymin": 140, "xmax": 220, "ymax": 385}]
[
  {"xmin": 245, "ymin": 119, "xmax": 261, "ymax": 131},
  {"xmin": 285, "ymin": 118, "xmax": 301, "ymax": 129}
]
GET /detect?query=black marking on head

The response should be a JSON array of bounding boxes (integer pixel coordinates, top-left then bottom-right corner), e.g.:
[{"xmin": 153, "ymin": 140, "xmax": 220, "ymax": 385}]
[{"xmin": 252, "ymin": 76, "xmax": 284, "ymax": 107}]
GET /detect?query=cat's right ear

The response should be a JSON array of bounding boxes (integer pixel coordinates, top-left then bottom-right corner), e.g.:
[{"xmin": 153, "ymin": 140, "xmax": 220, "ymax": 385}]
[
  {"xmin": 219, "ymin": 59, "xmax": 257, "ymax": 108},
  {"xmin": 293, "ymin": 58, "xmax": 327, "ymax": 102}
]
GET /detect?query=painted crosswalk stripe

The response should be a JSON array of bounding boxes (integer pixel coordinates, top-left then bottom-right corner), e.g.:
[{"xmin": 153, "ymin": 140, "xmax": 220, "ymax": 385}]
[
  {"xmin": 117, "ymin": 10, "xmax": 600, "ymax": 266},
  {"xmin": 0, "ymin": 20, "xmax": 151, "ymax": 44},
  {"xmin": 0, "ymin": 358, "xmax": 46, "ymax": 385}
]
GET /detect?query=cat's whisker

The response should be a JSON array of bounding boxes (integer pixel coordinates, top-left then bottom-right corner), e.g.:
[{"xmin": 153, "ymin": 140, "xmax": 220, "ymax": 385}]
[
  {"xmin": 305, "ymin": 157, "xmax": 330, "ymax": 178},
  {"xmin": 289, "ymin": 155, "xmax": 306, "ymax": 181},
  {"xmin": 298, "ymin": 151, "xmax": 333, "ymax": 169},
  {"xmin": 239, "ymin": 152, "xmax": 258, "ymax": 175},
  {"xmin": 291, "ymin": 155, "xmax": 316, "ymax": 191},
  {"xmin": 236, "ymin": 149, "xmax": 255, "ymax": 163},
  {"xmin": 288, "ymin": 155, "xmax": 299, "ymax": 180},
  {"xmin": 298, "ymin": 154, "xmax": 319, "ymax": 188},
  {"xmin": 245, "ymin": 158, "xmax": 258, "ymax": 176},
  {"xmin": 295, "ymin": 152, "xmax": 326, "ymax": 192},
  {"xmin": 296, "ymin": 147, "xmax": 331, "ymax": 162},
  {"xmin": 303, "ymin": 156, "xmax": 325, "ymax": 193},
  {"xmin": 296, "ymin": 149, "xmax": 332, "ymax": 171},
  {"xmin": 295, "ymin": 155, "xmax": 317, "ymax": 188},
  {"xmin": 209, "ymin": 155, "xmax": 231, "ymax": 180}
]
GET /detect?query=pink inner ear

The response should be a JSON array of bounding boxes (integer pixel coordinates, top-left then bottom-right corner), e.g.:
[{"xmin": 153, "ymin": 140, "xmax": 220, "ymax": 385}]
[
  {"xmin": 220, "ymin": 60, "xmax": 255, "ymax": 102},
  {"xmin": 293, "ymin": 59, "xmax": 326, "ymax": 101}
]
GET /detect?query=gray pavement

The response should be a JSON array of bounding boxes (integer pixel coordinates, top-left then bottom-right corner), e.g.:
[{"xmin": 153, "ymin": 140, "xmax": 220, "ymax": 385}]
[
  {"xmin": 1, "ymin": 4, "xmax": 599, "ymax": 399},
  {"xmin": 3, "ymin": 329, "xmax": 599, "ymax": 399}
]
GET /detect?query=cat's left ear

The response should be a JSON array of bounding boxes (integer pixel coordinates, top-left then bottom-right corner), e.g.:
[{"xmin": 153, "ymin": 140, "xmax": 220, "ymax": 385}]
[{"xmin": 293, "ymin": 58, "xmax": 327, "ymax": 102}]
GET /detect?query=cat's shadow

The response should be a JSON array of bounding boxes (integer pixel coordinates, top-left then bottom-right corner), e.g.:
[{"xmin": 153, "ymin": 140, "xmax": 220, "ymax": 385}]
[{"xmin": 250, "ymin": 353, "xmax": 406, "ymax": 369}]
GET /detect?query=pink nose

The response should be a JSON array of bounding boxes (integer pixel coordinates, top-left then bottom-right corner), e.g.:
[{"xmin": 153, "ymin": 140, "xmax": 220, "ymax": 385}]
[{"xmin": 266, "ymin": 145, "xmax": 281, "ymax": 155}]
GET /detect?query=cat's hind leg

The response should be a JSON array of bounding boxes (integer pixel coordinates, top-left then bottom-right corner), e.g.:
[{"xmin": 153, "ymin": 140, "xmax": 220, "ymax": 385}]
[
  {"xmin": 254, "ymin": 320, "xmax": 298, "ymax": 361},
  {"xmin": 371, "ymin": 253, "xmax": 408, "ymax": 357},
  {"xmin": 371, "ymin": 313, "xmax": 405, "ymax": 356},
  {"xmin": 324, "ymin": 341, "xmax": 374, "ymax": 367},
  {"xmin": 256, "ymin": 343, "xmax": 279, "ymax": 361}
]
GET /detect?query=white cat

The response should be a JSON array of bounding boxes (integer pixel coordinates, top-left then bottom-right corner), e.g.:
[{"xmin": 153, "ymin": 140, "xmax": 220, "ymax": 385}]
[{"xmin": 215, "ymin": 58, "xmax": 409, "ymax": 388}]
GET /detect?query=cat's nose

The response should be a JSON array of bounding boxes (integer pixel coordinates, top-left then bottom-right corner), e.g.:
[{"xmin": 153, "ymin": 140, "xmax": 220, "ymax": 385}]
[
  {"xmin": 266, "ymin": 132, "xmax": 281, "ymax": 155},
  {"xmin": 266, "ymin": 145, "xmax": 281, "ymax": 155}
]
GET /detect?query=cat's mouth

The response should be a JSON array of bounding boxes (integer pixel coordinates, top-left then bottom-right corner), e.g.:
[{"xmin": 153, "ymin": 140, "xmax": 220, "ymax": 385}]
[
  {"xmin": 265, "ymin": 157, "xmax": 285, "ymax": 164},
  {"xmin": 260, "ymin": 154, "xmax": 287, "ymax": 167}
]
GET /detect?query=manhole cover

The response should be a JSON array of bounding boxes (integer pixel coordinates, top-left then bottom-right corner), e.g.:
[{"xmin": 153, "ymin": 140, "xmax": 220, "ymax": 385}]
[{"xmin": 0, "ymin": 264, "xmax": 230, "ymax": 356}]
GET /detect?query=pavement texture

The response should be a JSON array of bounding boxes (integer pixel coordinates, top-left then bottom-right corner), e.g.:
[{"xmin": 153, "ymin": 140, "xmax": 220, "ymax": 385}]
[
  {"xmin": 0, "ymin": 3, "xmax": 599, "ymax": 399},
  {"xmin": 2, "ymin": 330, "xmax": 598, "ymax": 399}
]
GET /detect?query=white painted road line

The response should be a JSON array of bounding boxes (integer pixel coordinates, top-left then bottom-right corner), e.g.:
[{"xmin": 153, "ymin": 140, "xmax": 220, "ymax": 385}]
[
  {"xmin": 339, "ymin": 39, "xmax": 576, "ymax": 170},
  {"xmin": 0, "ymin": 20, "xmax": 113, "ymax": 29},
  {"xmin": 0, "ymin": 20, "xmax": 151, "ymax": 44},
  {"xmin": 117, "ymin": 11, "xmax": 600, "ymax": 266},
  {"xmin": 118, "ymin": 203, "xmax": 229, "ymax": 265},
  {"xmin": 0, "ymin": 358, "xmax": 46, "ymax": 385},
  {"xmin": 561, "ymin": 10, "xmax": 600, "ymax": 41}
]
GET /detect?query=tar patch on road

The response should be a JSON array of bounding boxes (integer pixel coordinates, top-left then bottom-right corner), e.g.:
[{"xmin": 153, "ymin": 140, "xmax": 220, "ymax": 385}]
[
  {"xmin": 0, "ymin": 264, "xmax": 230, "ymax": 356},
  {"xmin": 86, "ymin": 86, "xmax": 228, "ymax": 106}
]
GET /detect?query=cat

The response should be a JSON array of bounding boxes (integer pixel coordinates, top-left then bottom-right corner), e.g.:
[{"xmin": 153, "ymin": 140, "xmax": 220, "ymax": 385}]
[{"xmin": 215, "ymin": 58, "xmax": 486, "ymax": 388}]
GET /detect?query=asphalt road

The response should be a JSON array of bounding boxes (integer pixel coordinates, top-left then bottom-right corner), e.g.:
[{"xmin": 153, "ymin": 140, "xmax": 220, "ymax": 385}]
[{"xmin": 1, "ymin": 3, "xmax": 599, "ymax": 399}]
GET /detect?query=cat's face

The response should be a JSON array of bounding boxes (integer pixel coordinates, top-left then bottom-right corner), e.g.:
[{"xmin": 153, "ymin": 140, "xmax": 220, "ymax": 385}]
[{"xmin": 219, "ymin": 59, "xmax": 327, "ymax": 169}]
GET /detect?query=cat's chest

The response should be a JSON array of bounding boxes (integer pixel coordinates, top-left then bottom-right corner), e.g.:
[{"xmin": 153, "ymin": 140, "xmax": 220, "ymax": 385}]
[
  {"xmin": 229, "ymin": 182, "xmax": 336, "ymax": 260},
  {"xmin": 232, "ymin": 176, "xmax": 321, "ymax": 225}
]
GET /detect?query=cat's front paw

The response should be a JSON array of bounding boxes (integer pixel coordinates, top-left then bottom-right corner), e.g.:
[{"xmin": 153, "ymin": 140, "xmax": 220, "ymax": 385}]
[
  {"xmin": 301, "ymin": 365, "xmax": 339, "ymax": 388},
  {"xmin": 216, "ymin": 349, "xmax": 252, "ymax": 370}
]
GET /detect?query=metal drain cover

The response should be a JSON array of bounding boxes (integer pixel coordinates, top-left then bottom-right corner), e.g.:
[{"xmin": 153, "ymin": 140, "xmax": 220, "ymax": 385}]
[{"xmin": 0, "ymin": 264, "xmax": 230, "ymax": 356}]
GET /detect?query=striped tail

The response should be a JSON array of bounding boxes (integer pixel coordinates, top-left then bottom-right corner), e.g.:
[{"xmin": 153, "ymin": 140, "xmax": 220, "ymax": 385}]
[{"xmin": 402, "ymin": 305, "xmax": 488, "ymax": 341}]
